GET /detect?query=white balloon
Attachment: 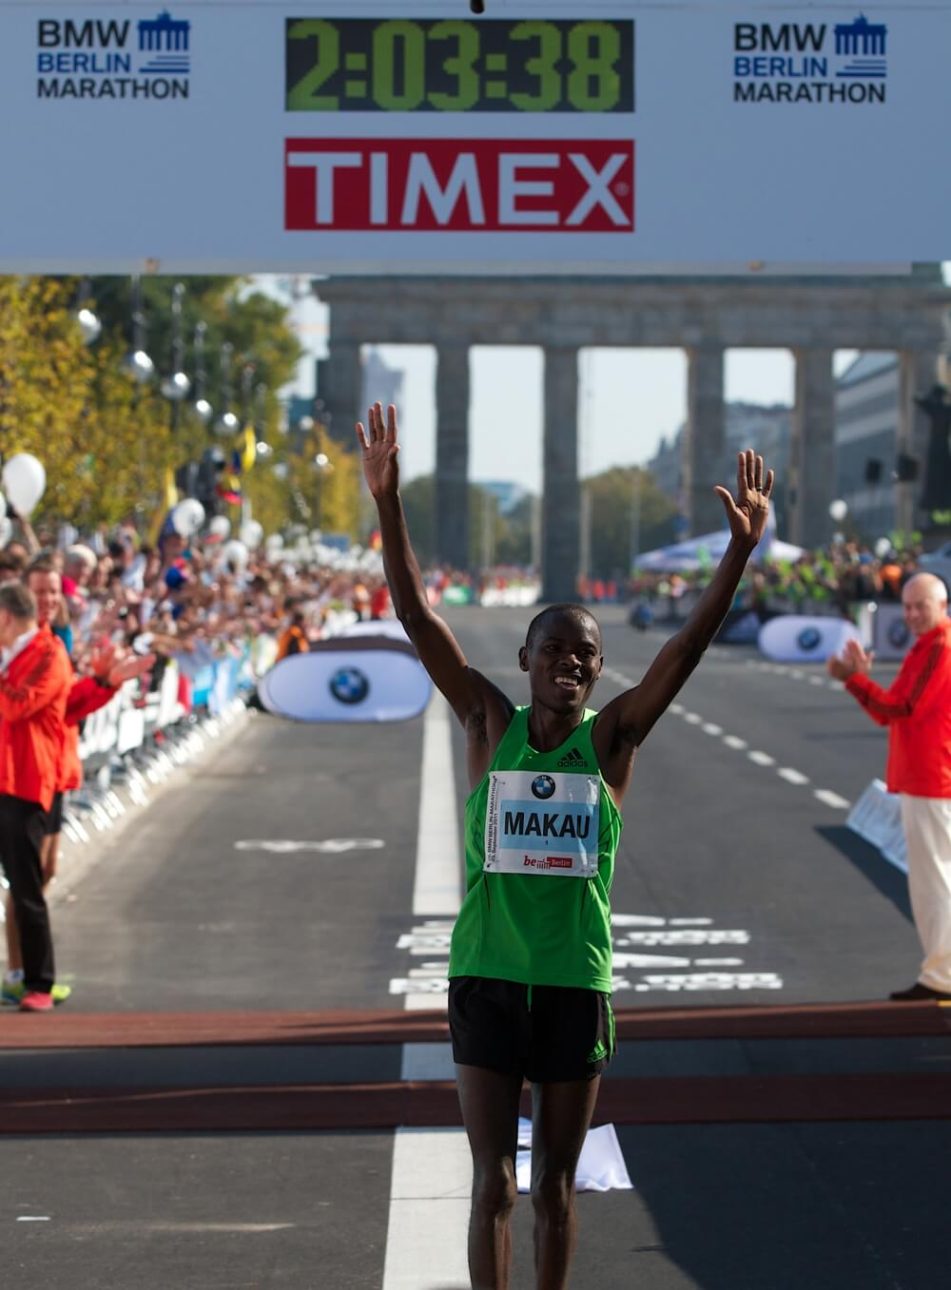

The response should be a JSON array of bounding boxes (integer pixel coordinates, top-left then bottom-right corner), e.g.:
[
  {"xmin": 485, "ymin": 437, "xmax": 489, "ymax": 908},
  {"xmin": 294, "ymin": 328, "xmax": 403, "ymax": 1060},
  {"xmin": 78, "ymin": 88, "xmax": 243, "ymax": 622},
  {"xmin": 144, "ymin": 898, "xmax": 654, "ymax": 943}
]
[
  {"xmin": 222, "ymin": 539, "xmax": 249, "ymax": 570},
  {"xmin": 2, "ymin": 454, "xmax": 46, "ymax": 517},
  {"xmin": 171, "ymin": 498, "xmax": 205, "ymax": 537},
  {"xmin": 240, "ymin": 519, "xmax": 264, "ymax": 550},
  {"xmin": 828, "ymin": 499, "xmax": 848, "ymax": 523},
  {"xmin": 208, "ymin": 515, "xmax": 231, "ymax": 540}
]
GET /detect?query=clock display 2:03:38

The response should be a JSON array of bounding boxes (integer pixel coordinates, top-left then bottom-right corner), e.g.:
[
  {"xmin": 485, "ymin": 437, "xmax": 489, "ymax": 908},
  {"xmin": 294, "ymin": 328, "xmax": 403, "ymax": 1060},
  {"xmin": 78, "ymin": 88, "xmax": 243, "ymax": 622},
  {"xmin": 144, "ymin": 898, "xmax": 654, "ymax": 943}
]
[{"xmin": 285, "ymin": 18, "xmax": 635, "ymax": 113}]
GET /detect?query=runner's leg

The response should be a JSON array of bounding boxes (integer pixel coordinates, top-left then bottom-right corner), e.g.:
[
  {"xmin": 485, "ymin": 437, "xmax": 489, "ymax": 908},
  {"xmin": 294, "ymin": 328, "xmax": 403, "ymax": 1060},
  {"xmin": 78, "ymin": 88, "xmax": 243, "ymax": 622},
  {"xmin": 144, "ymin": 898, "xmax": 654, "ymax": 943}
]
[
  {"xmin": 455, "ymin": 1063, "xmax": 524, "ymax": 1290},
  {"xmin": 529, "ymin": 1077, "xmax": 601, "ymax": 1290}
]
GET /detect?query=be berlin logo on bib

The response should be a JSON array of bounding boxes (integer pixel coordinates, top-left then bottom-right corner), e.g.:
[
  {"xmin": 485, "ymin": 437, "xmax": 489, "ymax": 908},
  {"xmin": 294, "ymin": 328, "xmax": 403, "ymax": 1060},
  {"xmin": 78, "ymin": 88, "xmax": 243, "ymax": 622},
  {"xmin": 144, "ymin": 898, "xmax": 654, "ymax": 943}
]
[{"xmin": 484, "ymin": 771, "xmax": 600, "ymax": 878}]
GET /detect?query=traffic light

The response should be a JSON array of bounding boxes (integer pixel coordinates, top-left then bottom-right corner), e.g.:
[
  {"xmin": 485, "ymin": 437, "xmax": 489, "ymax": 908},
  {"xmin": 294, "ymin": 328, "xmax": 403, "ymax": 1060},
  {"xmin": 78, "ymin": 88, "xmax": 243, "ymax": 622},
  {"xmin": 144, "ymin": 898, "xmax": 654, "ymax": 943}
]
[{"xmin": 895, "ymin": 453, "xmax": 919, "ymax": 482}]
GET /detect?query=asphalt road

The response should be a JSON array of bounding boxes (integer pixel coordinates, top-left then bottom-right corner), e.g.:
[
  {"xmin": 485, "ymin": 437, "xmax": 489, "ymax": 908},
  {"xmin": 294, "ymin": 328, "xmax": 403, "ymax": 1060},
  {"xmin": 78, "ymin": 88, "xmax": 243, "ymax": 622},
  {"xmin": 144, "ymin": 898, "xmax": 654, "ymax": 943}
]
[{"xmin": 2, "ymin": 604, "xmax": 949, "ymax": 1289}]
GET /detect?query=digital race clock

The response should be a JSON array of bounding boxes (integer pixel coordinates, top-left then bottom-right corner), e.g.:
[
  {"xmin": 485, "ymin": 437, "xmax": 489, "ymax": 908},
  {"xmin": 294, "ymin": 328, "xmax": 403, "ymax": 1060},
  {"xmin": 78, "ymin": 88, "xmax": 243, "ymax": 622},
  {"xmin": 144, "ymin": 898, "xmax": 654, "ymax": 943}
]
[{"xmin": 285, "ymin": 18, "xmax": 634, "ymax": 113}]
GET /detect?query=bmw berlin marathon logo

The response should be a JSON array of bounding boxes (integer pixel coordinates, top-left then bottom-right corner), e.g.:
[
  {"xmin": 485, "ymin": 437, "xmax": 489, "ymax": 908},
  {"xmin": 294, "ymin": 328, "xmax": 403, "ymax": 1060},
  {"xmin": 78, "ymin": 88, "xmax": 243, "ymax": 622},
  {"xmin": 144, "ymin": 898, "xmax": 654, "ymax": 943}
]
[
  {"xmin": 733, "ymin": 13, "xmax": 888, "ymax": 105},
  {"xmin": 36, "ymin": 10, "xmax": 191, "ymax": 100},
  {"xmin": 329, "ymin": 667, "xmax": 370, "ymax": 707},
  {"xmin": 531, "ymin": 775, "xmax": 557, "ymax": 801}
]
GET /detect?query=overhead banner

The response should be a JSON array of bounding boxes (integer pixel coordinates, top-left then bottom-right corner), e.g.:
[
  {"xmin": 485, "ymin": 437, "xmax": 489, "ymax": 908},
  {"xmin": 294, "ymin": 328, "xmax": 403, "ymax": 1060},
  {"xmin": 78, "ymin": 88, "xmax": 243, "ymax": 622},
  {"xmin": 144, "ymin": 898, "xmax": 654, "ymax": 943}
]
[{"xmin": 0, "ymin": 1, "xmax": 948, "ymax": 273}]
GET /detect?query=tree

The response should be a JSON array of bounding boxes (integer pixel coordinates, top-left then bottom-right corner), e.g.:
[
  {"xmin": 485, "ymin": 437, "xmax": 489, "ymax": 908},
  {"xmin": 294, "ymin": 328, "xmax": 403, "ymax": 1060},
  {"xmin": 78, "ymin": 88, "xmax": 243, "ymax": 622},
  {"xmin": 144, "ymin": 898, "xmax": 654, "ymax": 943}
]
[{"xmin": 585, "ymin": 467, "xmax": 678, "ymax": 578}]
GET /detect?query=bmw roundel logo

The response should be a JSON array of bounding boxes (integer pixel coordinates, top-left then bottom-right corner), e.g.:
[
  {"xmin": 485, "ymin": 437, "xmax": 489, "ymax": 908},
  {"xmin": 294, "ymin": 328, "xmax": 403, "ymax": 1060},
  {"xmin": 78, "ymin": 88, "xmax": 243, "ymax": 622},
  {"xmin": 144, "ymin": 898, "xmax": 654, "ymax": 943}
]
[
  {"xmin": 329, "ymin": 666, "xmax": 370, "ymax": 706},
  {"xmin": 796, "ymin": 627, "xmax": 822, "ymax": 652},
  {"xmin": 887, "ymin": 619, "xmax": 910, "ymax": 649},
  {"xmin": 531, "ymin": 774, "xmax": 556, "ymax": 800}
]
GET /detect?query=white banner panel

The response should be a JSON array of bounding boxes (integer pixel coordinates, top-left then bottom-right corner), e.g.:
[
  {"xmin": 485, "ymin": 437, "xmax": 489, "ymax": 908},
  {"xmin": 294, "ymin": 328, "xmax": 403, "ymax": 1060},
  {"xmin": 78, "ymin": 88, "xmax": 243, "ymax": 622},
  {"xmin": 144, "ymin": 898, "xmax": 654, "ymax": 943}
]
[{"xmin": 0, "ymin": 1, "xmax": 947, "ymax": 273}]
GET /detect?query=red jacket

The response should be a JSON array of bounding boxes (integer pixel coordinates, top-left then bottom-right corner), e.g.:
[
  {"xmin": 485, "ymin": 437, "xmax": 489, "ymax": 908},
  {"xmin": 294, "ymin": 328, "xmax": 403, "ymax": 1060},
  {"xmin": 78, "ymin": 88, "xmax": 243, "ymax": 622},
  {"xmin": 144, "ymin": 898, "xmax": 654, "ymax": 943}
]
[
  {"xmin": 846, "ymin": 617, "xmax": 951, "ymax": 798},
  {"xmin": 60, "ymin": 674, "xmax": 119, "ymax": 792},
  {"xmin": 0, "ymin": 624, "xmax": 72, "ymax": 810}
]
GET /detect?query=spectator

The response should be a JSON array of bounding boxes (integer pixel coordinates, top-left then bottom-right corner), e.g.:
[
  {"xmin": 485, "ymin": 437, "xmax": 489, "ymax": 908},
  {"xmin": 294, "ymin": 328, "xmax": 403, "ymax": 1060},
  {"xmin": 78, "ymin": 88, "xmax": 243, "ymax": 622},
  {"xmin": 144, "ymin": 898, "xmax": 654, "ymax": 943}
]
[
  {"xmin": 0, "ymin": 581, "xmax": 73, "ymax": 1012},
  {"xmin": 827, "ymin": 572, "xmax": 951, "ymax": 1001}
]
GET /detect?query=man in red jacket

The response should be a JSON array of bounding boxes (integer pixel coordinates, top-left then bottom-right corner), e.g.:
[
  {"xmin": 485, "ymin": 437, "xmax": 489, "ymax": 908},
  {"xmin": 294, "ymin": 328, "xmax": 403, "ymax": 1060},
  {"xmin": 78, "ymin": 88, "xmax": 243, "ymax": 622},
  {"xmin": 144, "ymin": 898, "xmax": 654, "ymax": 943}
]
[
  {"xmin": 0, "ymin": 581, "xmax": 73, "ymax": 1012},
  {"xmin": 828, "ymin": 572, "xmax": 951, "ymax": 1001},
  {"xmin": 2, "ymin": 559, "xmax": 155, "ymax": 1006}
]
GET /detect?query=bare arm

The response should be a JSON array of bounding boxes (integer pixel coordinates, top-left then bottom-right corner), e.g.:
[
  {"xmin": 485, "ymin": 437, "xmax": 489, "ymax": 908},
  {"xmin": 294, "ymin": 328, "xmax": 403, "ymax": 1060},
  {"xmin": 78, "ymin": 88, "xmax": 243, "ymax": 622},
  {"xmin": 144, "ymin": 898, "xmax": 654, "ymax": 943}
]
[
  {"xmin": 356, "ymin": 402, "xmax": 485, "ymax": 726},
  {"xmin": 597, "ymin": 451, "xmax": 774, "ymax": 768}
]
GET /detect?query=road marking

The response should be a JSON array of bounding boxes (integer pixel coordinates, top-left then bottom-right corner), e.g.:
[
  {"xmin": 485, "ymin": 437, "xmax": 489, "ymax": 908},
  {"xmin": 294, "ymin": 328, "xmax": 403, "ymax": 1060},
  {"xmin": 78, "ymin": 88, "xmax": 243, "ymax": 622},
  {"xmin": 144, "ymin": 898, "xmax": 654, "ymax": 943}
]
[
  {"xmin": 234, "ymin": 838, "xmax": 385, "ymax": 854},
  {"xmin": 722, "ymin": 735, "xmax": 748, "ymax": 750},
  {"xmin": 747, "ymin": 750, "xmax": 776, "ymax": 766},
  {"xmin": 632, "ymin": 973, "xmax": 783, "ymax": 993},
  {"xmin": 683, "ymin": 712, "xmax": 702, "ymax": 724},
  {"xmin": 701, "ymin": 723, "xmax": 723, "ymax": 736},
  {"xmin": 777, "ymin": 768, "xmax": 810, "ymax": 786},
  {"xmin": 814, "ymin": 789, "xmax": 851, "ymax": 810},
  {"xmin": 385, "ymin": 695, "xmax": 469, "ymax": 1290},
  {"xmin": 412, "ymin": 696, "xmax": 463, "ymax": 919}
]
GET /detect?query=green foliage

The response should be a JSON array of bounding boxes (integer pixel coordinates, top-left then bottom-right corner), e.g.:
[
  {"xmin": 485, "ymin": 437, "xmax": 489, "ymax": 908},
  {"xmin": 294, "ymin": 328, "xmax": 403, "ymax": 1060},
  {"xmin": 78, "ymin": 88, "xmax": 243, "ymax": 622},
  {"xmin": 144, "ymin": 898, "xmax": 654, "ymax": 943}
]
[
  {"xmin": 0, "ymin": 276, "xmax": 304, "ymax": 531},
  {"xmin": 585, "ymin": 467, "xmax": 678, "ymax": 577}
]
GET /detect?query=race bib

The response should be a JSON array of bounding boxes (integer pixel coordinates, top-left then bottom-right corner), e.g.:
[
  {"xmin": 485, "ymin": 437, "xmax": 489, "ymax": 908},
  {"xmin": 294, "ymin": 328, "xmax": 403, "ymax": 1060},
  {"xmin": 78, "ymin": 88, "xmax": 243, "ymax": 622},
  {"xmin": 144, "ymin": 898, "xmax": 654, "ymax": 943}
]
[{"xmin": 484, "ymin": 770, "xmax": 600, "ymax": 878}]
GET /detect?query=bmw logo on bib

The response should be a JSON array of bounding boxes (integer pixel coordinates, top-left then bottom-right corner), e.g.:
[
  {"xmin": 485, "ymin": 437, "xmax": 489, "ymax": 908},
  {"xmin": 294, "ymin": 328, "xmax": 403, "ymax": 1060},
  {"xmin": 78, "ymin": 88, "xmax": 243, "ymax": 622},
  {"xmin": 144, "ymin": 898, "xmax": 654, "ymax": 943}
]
[
  {"xmin": 329, "ymin": 666, "xmax": 370, "ymax": 706},
  {"xmin": 531, "ymin": 774, "xmax": 557, "ymax": 800}
]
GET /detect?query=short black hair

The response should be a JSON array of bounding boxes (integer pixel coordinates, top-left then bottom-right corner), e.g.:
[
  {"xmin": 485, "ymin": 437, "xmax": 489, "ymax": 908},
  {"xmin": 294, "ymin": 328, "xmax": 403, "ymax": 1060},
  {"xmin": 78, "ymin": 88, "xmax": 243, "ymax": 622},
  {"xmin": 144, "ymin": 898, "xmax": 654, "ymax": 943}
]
[{"xmin": 525, "ymin": 603, "xmax": 602, "ymax": 651}]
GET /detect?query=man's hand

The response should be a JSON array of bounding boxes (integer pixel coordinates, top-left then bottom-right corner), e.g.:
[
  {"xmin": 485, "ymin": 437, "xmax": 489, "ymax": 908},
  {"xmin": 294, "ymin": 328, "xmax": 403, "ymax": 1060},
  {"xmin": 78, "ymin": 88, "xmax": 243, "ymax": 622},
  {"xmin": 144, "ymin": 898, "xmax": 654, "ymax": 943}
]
[
  {"xmin": 713, "ymin": 449, "xmax": 774, "ymax": 546},
  {"xmin": 105, "ymin": 652, "xmax": 156, "ymax": 689},
  {"xmin": 827, "ymin": 637, "xmax": 873, "ymax": 682},
  {"xmin": 356, "ymin": 402, "xmax": 400, "ymax": 500},
  {"xmin": 89, "ymin": 639, "xmax": 118, "ymax": 682}
]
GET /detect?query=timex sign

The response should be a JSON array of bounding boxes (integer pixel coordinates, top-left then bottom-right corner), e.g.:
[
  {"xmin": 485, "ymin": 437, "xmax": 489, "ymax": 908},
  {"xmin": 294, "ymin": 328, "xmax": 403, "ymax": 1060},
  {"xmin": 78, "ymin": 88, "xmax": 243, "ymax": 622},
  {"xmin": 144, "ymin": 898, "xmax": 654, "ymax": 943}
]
[{"xmin": 284, "ymin": 138, "xmax": 635, "ymax": 233}]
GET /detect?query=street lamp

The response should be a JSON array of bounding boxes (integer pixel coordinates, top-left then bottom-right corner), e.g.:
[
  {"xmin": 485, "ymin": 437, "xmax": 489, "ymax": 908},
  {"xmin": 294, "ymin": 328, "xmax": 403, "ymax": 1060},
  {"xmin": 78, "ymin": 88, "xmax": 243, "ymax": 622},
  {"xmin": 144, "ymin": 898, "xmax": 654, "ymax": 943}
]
[
  {"xmin": 159, "ymin": 283, "xmax": 191, "ymax": 426},
  {"xmin": 123, "ymin": 274, "xmax": 154, "ymax": 383},
  {"xmin": 192, "ymin": 321, "xmax": 213, "ymax": 424},
  {"xmin": 254, "ymin": 381, "xmax": 272, "ymax": 457},
  {"xmin": 214, "ymin": 341, "xmax": 239, "ymax": 436},
  {"xmin": 313, "ymin": 451, "xmax": 332, "ymax": 530},
  {"xmin": 73, "ymin": 278, "xmax": 101, "ymax": 345}
]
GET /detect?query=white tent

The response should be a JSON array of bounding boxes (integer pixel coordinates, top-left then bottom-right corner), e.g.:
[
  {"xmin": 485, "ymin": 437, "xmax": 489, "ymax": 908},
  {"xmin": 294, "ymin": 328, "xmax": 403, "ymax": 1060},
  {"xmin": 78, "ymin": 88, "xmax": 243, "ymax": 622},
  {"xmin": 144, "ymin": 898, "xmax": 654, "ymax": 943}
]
[{"xmin": 634, "ymin": 522, "xmax": 804, "ymax": 573}]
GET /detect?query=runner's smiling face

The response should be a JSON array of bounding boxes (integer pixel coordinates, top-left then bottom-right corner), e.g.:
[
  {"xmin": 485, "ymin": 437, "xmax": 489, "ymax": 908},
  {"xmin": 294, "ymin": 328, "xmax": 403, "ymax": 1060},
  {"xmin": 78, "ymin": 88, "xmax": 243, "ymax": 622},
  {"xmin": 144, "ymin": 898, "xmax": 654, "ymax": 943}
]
[{"xmin": 519, "ymin": 610, "xmax": 603, "ymax": 711}]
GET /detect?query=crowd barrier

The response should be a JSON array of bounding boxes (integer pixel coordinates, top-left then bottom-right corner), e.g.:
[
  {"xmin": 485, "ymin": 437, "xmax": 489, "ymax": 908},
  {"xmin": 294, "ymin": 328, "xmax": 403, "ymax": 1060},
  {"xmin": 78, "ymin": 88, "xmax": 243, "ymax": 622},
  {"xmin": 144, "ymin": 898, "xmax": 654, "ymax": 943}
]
[{"xmin": 76, "ymin": 647, "xmax": 254, "ymax": 792}]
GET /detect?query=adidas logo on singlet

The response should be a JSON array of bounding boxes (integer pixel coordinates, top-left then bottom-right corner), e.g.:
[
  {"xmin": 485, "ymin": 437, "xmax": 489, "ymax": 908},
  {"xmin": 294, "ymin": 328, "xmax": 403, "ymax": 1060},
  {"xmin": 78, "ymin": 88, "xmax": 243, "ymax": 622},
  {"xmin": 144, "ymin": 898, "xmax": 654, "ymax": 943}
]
[{"xmin": 556, "ymin": 747, "xmax": 587, "ymax": 769}]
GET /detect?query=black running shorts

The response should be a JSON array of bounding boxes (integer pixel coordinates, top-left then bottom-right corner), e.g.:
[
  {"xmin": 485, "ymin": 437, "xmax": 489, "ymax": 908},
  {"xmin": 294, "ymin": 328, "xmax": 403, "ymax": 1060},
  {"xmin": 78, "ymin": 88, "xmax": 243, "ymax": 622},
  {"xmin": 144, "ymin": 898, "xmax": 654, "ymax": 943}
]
[{"xmin": 448, "ymin": 976, "xmax": 614, "ymax": 1083}]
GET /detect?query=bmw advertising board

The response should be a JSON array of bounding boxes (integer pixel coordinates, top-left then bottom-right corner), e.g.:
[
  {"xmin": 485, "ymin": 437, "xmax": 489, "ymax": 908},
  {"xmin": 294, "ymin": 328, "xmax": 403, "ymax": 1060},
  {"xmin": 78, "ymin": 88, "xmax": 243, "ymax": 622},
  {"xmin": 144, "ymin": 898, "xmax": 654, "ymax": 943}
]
[{"xmin": 0, "ymin": 2, "xmax": 948, "ymax": 274}]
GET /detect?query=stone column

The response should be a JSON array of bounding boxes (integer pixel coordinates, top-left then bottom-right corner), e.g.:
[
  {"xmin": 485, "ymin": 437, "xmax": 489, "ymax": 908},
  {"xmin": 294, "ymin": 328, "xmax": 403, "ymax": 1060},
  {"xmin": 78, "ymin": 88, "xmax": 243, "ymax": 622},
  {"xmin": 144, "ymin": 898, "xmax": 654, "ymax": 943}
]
[
  {"xmin": 318, "ymin": 338, "xmax": 363, "ymax": 444},
  {"xmin": 897, "ymin": 351, "xmax": 937, "ymax": 534},
  {"xmin": 434, "ymin": 342, "xmax": 471, "ymax": 570},
  {"xmin": 684, "ymin": 347, "xmax": 725, "ymax": 536},
  {"xmin": 541, "ymin": 346, "xmax": 580, "ymax": 603},
  {"xmin": 789, "ymin": 348, "xmax": 835, "ymax": 548}
]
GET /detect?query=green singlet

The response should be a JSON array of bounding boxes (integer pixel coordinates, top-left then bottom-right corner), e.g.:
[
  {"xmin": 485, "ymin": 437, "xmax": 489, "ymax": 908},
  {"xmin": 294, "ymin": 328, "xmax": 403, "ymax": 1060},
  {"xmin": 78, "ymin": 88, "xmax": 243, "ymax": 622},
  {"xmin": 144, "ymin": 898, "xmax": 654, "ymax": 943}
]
[{"xmin": 448, "ymin": 707, "xmax": 623, "ymax": 992}]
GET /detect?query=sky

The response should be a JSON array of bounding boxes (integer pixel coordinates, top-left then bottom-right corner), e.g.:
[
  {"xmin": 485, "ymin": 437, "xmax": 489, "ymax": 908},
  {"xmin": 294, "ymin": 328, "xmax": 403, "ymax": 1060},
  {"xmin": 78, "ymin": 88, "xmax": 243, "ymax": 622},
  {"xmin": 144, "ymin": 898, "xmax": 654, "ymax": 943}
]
[{"xmin": 276, "ymin": 281, "xmax": 856, "ymax": 494}]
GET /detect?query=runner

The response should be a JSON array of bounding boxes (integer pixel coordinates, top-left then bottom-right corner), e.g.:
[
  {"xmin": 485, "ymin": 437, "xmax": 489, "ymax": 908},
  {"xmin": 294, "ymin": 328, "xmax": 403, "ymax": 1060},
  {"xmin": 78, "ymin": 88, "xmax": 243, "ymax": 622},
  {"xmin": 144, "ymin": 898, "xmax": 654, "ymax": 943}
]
[{"xmin": 357, "ymin": 402, "xmax": 774, "ymax": 1290}]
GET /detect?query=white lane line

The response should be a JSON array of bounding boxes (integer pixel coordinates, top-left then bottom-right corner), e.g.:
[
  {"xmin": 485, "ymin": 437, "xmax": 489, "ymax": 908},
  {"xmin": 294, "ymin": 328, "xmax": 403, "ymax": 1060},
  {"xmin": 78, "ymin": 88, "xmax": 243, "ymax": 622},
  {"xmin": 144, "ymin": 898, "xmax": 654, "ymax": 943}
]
[
  {"xmin": 777, "ymin": 768, "xmax": 810, "ymax": 786},
  {"xmin": 747, "ymin": 751, "xmax": 776, "ymax": 766},
  {"xmin": 382, "ymin": 1131, "xmax": 472, "ymax": 1290},
  {"xmin": 722, "ymin": 735, "xmax": 748, "ymax": 750},
  {"xmin": 815, "ymin": 789, "xmax": 852, "ymax": 810},
  {"xmin": 683, "ymin": 712, "xmax": 702, "ymax": 724},
  {"xmin": 412, "ymin": 696, "xmax": 463, "ymax": 919},
  {"xmin": 701, "ymin": 723, "xmax": 723, "ymax": 736},
  {"xmin": 385, "ymin": 695, "xmax": 470, "ymax": 1290}
]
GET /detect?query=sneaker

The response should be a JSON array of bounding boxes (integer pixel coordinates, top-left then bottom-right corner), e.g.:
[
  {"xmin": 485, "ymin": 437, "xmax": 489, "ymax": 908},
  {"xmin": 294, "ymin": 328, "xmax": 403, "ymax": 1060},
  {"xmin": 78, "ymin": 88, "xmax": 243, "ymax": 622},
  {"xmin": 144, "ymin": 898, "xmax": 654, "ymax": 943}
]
[
  {"xmin": 19, "ymin": 991, "xmax": 54, "ymax": 1013},
  {"xmin": 3, "ymin": 980, "xmax": 71, "ymax": 1006},
  {"xmin": 889, "ymin": 982, "xmax": 951, "ymax": 1002}
]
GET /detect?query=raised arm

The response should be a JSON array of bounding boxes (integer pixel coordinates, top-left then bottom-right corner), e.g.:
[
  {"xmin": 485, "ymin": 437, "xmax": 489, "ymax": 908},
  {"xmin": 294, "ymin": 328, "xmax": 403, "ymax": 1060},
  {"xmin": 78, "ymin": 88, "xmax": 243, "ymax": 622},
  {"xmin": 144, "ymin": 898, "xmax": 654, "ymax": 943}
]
[
  {"xmin": 356, "ymin": 402, "xmax": 483, "ymax": 725},
  {"xmin": 598, "ymin": 450, "xmax": 774, "ymax": 765}
]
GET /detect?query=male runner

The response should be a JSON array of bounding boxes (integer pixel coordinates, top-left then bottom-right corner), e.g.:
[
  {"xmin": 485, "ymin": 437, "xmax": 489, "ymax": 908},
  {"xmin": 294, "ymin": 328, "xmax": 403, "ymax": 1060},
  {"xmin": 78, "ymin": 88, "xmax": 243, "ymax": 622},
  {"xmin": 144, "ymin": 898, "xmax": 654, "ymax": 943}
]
[{"xmin": 358, "ymin": 402, "xmax": 773, "ymax": 1290}]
